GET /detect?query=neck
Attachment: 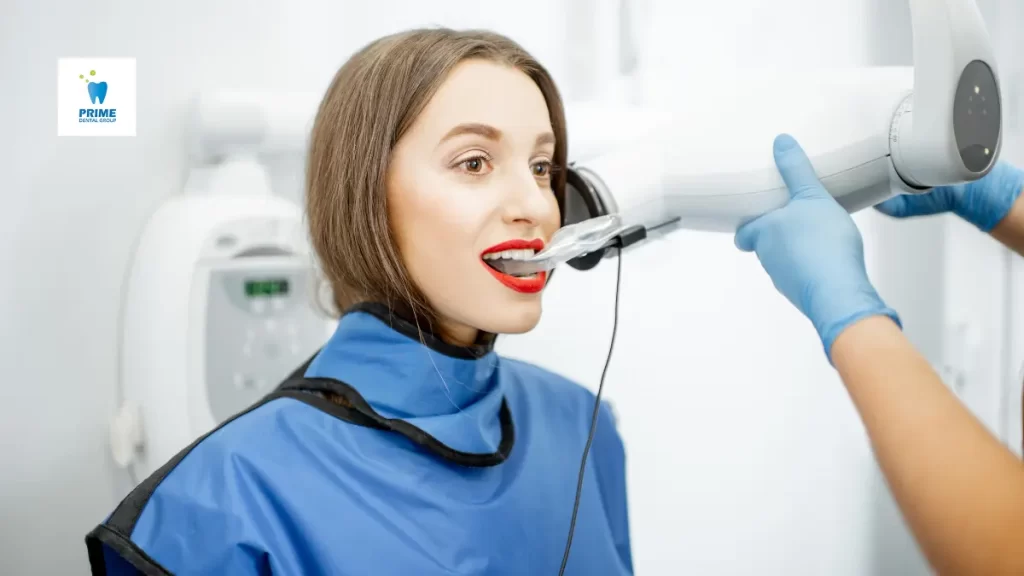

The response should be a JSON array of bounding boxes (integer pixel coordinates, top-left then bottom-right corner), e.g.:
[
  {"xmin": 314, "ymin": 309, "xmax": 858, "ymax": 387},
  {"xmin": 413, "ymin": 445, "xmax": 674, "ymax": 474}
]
[
  {"xmin": 438, "ymin": 319, "xmax": 481, "ymax": 348},
  {"xmin": 341, "ymin": 301, "xmax": 496, "ymax": 359},
  {"xmin": 391, "ymin": 301, "xmax": 484, "ymax": 349}
]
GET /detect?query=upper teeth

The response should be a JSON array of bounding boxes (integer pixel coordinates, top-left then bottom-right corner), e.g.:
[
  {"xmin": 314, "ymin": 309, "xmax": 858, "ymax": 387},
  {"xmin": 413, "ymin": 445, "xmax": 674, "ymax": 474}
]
[{"xmin": 483, "ymin": 249, "xmax": 536, "ymax": 261}]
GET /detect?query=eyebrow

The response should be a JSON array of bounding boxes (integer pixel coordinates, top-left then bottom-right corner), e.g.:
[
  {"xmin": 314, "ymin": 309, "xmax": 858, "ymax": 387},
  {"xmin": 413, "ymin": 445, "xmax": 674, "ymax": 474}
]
[
  {"xmin": 438, "ymin": 122, "xmax": 556, "ymax": 148},
  {"xmin": 535, "ymin": 132, "xmax": 556, "ymax": 148},
  {"xmin": 440, "ymin": 123, "xmax": 502, "ymax": 144}
]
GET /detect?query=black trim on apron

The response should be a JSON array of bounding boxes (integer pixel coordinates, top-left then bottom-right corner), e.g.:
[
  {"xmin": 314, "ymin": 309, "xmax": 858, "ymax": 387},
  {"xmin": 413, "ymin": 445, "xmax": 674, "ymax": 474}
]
[
  {"xmin": 345, "ymin": 302, "xmax": 496, "ymax": 359},
  {"xmin": 277, "ymin": 374, "xmax": 515, "ymax": 468}
]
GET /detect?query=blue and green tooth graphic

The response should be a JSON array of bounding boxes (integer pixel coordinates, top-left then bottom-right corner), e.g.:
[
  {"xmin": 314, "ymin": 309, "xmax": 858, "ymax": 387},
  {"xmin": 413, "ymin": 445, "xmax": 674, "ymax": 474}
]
[{"xmin": 80, "ymin": 69, "xmax": 108, "ymax": 104}]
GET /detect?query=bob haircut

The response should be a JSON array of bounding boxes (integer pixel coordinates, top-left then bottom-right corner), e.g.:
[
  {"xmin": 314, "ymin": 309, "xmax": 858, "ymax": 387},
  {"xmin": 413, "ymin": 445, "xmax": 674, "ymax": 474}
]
[{"xmin": 306, "ymin": 28, "xmax": 568, "ymax": 332}]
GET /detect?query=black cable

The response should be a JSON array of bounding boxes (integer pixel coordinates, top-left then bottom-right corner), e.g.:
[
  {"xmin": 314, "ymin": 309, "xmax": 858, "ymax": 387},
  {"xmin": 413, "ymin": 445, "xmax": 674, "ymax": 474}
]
[{"xmin": 558, "ymin": 247, "xmax": 624, "ymax": 575}]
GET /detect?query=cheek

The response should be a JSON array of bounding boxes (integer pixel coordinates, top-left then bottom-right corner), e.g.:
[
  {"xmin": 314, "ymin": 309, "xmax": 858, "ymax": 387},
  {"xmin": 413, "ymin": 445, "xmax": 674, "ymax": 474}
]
[
  {"xmin": 546, "ymin": 191, "xmax": 562, "ymax": 232},
  {"xmin": 389, "ymin": 174, "xmax": 491, "ymax": 271},
  {"xmin": 534, "ymin": 189, "xmax": 561, "ymax": 240}
]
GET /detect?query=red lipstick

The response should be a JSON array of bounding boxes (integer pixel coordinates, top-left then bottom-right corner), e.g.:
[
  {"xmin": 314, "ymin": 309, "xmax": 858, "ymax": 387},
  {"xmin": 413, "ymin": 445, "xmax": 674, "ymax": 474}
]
[{"xmin": 481, "ymin": 238, "xmax": 547, "ymax": 294}]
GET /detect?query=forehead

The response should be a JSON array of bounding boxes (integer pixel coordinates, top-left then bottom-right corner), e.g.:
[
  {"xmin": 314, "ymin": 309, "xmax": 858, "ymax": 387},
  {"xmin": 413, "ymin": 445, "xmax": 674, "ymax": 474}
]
[{"xmin": 411, "ymin": 59, "xmax": 554, "ymax": 141}]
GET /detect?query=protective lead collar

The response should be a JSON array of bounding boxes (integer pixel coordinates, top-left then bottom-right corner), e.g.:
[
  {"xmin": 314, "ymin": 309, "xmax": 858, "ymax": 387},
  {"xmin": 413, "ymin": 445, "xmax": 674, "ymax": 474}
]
[
  {"xmin": 293, "ymin": 302, "xmax": 513, "ymax": 466},
  {"xmin": 346, "ymin": 302, "xmax": 495, "ymax": 358}
]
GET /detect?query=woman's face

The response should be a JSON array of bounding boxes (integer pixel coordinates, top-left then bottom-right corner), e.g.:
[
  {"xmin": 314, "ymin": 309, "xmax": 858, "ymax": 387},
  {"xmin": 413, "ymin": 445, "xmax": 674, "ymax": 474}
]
[{"xmin": 388, "ymin": 59, "xmax": 561, "ymax": 345}]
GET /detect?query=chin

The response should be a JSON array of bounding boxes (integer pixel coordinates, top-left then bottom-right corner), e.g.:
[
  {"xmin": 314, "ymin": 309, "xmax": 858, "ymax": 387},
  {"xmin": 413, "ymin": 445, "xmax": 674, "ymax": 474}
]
[{"xmin": 479, "ymin": 299, "xmax": 543, "ymax": 335}]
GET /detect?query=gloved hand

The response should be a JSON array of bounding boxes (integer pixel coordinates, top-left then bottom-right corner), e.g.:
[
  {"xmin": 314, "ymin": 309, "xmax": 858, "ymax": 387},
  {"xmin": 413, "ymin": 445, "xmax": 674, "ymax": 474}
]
[
  {"xmin": 876, "ymin": 161, "xmax": 1024, "ymax": 232},
  {"xmin": 735, "ymin": 134, "xmax": 902, "ymax": 362}
]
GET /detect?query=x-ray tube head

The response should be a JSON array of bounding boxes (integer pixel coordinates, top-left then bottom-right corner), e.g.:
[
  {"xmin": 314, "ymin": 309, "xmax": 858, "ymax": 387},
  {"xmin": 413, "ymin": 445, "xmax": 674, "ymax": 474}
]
[
  {"xmin": 497, "ymin": 0, "xmax": 1004, "ymax": 275},
  {"xmin": 889, "ymin": 0, "xmax": 1002, "ymax": 188}
]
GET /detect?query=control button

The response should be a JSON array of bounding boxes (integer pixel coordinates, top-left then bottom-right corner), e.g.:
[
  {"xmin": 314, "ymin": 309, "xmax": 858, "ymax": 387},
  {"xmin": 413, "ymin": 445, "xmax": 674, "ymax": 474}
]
[
  {"xmin": 290, "ymin": 341, "xmax": 301, "ymax": 356},
  {"xmin": 286, "ymin": 322, "xmax": 298, "ymax": 336},
  {"xmin": 271, "ymin": 298, "xmax": 286, "ymax": 312},
  {"xmin": 265, "ymin": 319, "xmax": 277, "ymax": 333},
  {"xmin": 233, "ymin": 373, "xmax": 245, "ymax": 389},
  {"xmin": 251, "ymin": 299, "xmax": 267, "ymax": 314},
  {"xmin": 242, "ymin": 342, "xmax": 253, "ymax": 357}
]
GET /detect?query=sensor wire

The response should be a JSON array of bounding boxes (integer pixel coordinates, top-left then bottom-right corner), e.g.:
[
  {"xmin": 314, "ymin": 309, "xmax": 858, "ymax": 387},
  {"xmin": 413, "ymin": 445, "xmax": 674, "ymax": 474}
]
[{"xmin": 558, "ymin": 247, "xmax": 623, "ymax": 575}]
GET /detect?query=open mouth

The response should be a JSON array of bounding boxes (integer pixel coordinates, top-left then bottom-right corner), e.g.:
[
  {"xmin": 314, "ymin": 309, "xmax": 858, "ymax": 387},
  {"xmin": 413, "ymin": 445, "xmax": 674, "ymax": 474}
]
[
  {"xmin": 480, "ymin": 239, "xmax": 547, "ymax": 294},
  {"xmin": 482, "ymin": 249, "xmax": 542, "ymax": 278}
]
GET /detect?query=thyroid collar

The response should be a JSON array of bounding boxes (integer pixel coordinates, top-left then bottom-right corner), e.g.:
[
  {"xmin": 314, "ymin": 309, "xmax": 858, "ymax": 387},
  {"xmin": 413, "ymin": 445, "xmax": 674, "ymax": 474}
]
[{"xmin": 302, "ymin": 302, "xmax": 511, "ymax": 461}]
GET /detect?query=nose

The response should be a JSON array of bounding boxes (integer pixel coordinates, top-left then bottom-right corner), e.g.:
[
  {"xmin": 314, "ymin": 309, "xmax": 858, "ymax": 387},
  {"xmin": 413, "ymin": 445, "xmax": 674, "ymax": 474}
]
[{"xmin": 500, "ymin": 167, "xmax": 556, "ymax": 227}]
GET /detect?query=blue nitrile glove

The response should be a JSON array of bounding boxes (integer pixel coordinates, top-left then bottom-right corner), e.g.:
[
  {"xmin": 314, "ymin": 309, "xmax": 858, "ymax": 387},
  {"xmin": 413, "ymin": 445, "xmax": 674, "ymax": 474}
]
[
  {"xmin": 876, "ymin": 161, "xmax": 1024, "ymax": 232},
  {"xmin": 735, "ymin": 134, "xmax": 902, "ymax": 362}
]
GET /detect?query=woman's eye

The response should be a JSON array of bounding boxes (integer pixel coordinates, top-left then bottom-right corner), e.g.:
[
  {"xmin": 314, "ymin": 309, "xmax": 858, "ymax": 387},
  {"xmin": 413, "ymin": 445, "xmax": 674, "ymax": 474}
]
[
  {"xmin": 456, "ymin": 155, "xmax": 491, "ymax": 175},
  {"xmin": 532, "ymin": 161, "xmax": 552, "ymax": 177}
]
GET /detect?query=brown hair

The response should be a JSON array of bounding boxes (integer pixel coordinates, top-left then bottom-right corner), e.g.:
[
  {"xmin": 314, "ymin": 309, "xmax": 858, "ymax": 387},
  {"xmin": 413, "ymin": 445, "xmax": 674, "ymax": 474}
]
[{"xmin": 306, "ymin": 28, "xmax": 567, "ymax": 333}]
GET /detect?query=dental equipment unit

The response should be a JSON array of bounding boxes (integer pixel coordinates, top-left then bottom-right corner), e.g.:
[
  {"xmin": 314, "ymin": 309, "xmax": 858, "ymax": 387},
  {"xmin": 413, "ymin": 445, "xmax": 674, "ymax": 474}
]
[{"xmin": 491, "ymin": 0, "xmax": 1004, "ymax": 277}]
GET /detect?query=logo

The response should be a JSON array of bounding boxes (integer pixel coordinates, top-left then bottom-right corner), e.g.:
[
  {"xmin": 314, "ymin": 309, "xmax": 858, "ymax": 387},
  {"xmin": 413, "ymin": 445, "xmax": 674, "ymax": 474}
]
[
  {"xmin": 78, "ymin": 69, "xmax": 115, "ymax": 123},
  {"xmin": 58, "ymin": 58, "xmax": 136, "ymax": 137},
  {"xmin": 82, "ymin": 70, "xmax": 108, "ymax": 104}
]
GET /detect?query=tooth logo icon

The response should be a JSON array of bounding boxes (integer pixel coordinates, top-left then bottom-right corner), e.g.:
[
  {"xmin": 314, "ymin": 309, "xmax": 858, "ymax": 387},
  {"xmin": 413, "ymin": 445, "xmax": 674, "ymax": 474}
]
[
  {"xmin": 79, "ymin": 69, "xmax": 108, "ymax": 105},
  {"xmin": 88, "ymin": 81, "xmax": 108, "ymax": 104}
]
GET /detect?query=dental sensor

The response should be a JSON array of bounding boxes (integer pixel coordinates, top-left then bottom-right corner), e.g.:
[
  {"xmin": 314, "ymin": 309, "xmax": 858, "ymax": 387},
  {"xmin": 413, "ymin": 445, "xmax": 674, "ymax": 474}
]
[{"xmin": 492, "ymin": 0, "xmax": 1003, "ymax": 277}]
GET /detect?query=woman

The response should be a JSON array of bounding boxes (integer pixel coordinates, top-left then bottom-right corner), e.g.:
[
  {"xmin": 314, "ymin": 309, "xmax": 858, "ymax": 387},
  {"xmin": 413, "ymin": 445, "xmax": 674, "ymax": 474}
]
[
  {"xmin": 737, "ymin": 134, "xmax": 1024, "ymax": 576},
  {"xmin": 87, "ymin": 29, "xmax": 632, "ymax": 575}
]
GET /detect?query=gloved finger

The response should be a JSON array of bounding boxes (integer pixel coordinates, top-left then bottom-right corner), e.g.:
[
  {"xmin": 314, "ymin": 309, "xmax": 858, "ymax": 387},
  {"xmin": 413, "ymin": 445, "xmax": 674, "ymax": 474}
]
[
  {"xmin": 734, "ymin": 211, "xmax": 777, "ymax": 252},
  {"xmin": 734, "ymin": 219, "xmax": 759, "ymax": 252},
  {"xmin": 874, "ymin": 192, "xmax": 951, "ymax": 218},
  {"xmin": 874, "ymin": 195, "xmax": 912, "ymax": 217},
  {"xmin": 773, "ymin": 134, "xmax": 828, "ymax": 200}
]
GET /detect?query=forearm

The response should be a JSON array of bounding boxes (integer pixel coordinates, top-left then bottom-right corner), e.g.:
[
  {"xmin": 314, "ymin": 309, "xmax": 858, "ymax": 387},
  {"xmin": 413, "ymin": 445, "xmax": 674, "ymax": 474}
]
[
  {"xmin": 831, "ymin": 316, "xmax": 1024, "ymax": 576},
  {"xmin": 990, "ymin": 191, "xmax": 1024, "ymax": 257}
]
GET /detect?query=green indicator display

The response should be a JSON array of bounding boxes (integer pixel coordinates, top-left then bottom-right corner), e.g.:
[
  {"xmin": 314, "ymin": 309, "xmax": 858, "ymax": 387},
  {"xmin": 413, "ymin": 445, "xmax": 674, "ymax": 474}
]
[{"xmin": 244, "ymin": 279, "xmax": 289, "ymax": 298}]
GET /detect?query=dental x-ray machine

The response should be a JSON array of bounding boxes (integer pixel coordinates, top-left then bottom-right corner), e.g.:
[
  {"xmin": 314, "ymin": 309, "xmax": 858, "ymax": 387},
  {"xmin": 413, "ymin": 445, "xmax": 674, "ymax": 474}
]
[
  {"xmin": 109, "ymin": 93, "xmax": 335, "ymax": 482},
  {"xmin": 493, "ymin": 0, "xmax": 1004, "ymax": 276}
]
